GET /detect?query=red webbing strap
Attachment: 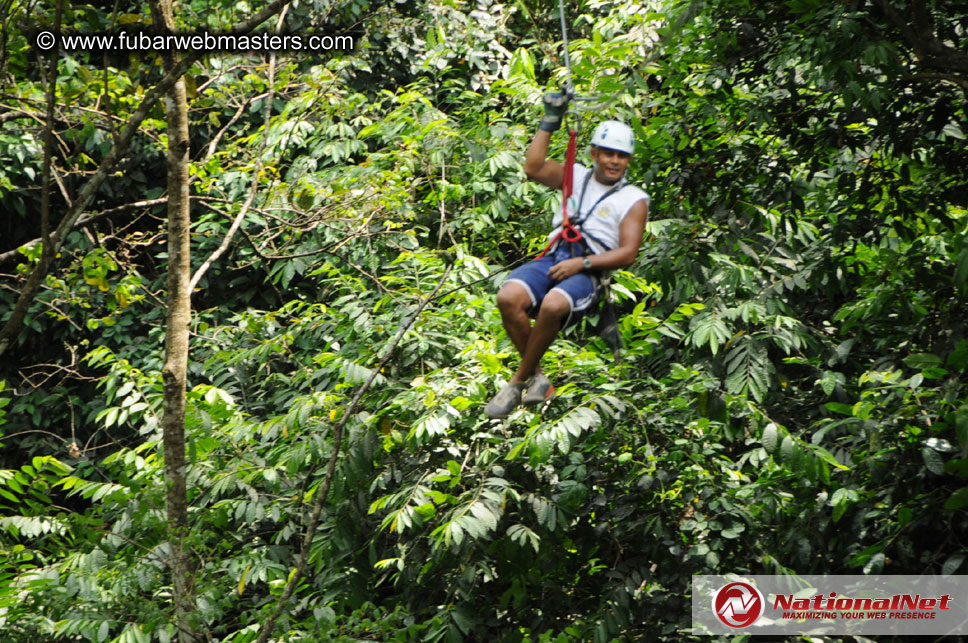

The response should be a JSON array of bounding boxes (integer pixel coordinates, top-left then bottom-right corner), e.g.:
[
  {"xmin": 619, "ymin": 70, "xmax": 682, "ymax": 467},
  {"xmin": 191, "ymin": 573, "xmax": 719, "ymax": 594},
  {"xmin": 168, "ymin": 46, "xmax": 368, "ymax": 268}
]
[
  {"xmin": 536, "ymin": 128, "xmax": 580, "ymax": 259},
  {"xmin": 561, "ymin": 127, "xmax": 577, "ymax": 212}
]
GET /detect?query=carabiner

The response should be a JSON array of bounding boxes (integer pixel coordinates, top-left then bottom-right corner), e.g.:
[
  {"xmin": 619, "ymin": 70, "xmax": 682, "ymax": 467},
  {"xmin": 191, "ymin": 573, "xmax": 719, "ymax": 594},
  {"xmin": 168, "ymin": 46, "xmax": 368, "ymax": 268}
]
[
  {"xmin": 561, "ymin": 224, "xmax": 583, "ymax": 243},
  {"xmin": 563, "ymin": 108, "xmax": 582, "ymax": 135}
]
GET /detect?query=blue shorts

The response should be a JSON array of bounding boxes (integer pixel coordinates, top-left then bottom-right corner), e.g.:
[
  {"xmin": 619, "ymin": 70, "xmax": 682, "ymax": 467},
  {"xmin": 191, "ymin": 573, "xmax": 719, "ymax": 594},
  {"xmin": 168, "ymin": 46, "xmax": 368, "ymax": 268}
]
[{"xmin": 502, "ymin": 241, "xmax": 601, "ymax": 328}]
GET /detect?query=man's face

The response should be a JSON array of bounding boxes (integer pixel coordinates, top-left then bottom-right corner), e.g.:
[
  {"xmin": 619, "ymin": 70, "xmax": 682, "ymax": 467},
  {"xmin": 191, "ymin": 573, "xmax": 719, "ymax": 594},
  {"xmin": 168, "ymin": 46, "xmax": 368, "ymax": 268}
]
[{"xmin": 590, "ymin": 146, "xmax": 631, "ymax": 184}]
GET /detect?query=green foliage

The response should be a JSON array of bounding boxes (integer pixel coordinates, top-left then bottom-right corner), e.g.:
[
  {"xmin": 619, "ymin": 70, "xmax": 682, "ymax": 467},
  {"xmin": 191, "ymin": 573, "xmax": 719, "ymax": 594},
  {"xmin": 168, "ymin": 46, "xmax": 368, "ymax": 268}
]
[{"xmin": 2, "ymin": 0, "xmax": 968, "ymax": 640}]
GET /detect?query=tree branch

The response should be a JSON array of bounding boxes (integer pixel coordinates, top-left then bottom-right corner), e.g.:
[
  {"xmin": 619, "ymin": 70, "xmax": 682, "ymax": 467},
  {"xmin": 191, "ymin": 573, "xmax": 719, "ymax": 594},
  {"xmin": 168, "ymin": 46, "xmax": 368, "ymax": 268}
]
[
  {"xmin": 0, "ymin": 0, "xmax": 296, "ymax": 358},
  {"xmin": 39, "ymin": 0, "xmax": 64, "ymax": 276},
  {"xmin": 902, "ymin": 72, "xmax": 968, "ymax": 93},
  {"xmin": 874, "ymin": 0, "xmax": 968, "ymax": 79},
  {"xmin": 0, "ymin": 107, "xmax": 38, "ymax": 123},
  {"xmin": 0, "ymin": 94, "xmax": 141, "ymax": 129},
  {"xmin": 0, "ymin": 62, "xmax": 197, "ymax": 358},
  {"xmin": 201, "ymin": 94, "xmax": 262, "ymax": 163},
  {"xmin": 0, "ymin": 198, "xmax": 168, "ymax": 266},
  {"xmin": 236, "ymin": 225, "xmax": 393, "ymax": 295},
  {"xmin": 254, "ymin": 262, "xmax": 454, "ymax": 643},
  {"xmin": 190, "ymin": 8, "xmax": 288, "ymax": 292}
]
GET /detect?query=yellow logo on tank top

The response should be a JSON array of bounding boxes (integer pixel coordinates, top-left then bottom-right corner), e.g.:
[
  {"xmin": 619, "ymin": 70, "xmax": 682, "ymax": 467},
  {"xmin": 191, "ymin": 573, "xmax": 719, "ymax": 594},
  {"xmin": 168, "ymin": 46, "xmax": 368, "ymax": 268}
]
[{"xmin": 596, "ymin": 204, "xmax": 614, "ymax": 219}]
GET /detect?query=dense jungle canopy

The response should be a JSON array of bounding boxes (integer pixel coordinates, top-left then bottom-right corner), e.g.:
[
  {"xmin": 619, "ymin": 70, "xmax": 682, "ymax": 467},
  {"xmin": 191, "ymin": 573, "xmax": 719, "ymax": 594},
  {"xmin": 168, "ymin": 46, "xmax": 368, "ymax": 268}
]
[{"xmin": 1, "ymin": 0, "xmax": 967, "ymax": 640}]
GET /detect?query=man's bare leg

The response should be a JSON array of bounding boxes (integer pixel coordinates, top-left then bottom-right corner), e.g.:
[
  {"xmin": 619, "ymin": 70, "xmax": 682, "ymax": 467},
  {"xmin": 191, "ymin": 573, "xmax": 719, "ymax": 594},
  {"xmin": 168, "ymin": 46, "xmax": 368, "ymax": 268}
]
[
  {"xmin": 510, "ymin": 290, "xmax": 568, "ymax": 384},
  {"xmin": 497, "ymin": 283, "xmax": 567, "ymax": 380},
  {"xmin": 487, "ymin": 285, "xmax": 568, "ymax": 418},
  {"xmin": 496, "ymin": 282, "xmax": 533, "ymax": 356}
]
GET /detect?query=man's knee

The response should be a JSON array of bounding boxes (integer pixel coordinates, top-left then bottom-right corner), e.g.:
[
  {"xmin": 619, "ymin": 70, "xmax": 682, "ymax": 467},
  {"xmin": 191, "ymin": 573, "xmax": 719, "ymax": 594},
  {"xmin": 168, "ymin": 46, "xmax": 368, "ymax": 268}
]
[
  {"xmin": 536, "ymin": 291, "xmax": 570, "ymax": 322},
  {"xmin": 497, "ymin": 282, "xmax": 531, "ymax": 315}
]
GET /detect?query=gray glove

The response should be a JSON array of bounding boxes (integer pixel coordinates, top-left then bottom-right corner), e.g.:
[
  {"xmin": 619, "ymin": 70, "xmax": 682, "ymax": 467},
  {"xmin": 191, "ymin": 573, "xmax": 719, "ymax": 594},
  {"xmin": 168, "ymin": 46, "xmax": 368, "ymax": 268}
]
[{"xmin": 539, "ymin": 92, "xmax": 570, "ymax": 132}]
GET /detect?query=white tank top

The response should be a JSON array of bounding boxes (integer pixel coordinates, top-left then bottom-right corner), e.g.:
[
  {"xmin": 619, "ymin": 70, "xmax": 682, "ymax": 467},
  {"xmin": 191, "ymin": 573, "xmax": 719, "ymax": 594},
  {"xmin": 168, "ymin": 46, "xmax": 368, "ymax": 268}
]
[{"xmin": 548, "ymin": 163, "xmax": 650, "ymax": 254}]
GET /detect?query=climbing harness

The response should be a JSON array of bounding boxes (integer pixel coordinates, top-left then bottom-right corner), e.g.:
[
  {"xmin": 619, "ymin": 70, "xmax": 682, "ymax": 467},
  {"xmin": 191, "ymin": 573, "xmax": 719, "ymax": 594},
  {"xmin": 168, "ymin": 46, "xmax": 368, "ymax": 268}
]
[
  {"xmin": 535, "ymin": 143, "xmax": 629, "ymax": 261},
  {"xmin": 570, "ymin": 171, "xmax": 628, "ymax": 252}
]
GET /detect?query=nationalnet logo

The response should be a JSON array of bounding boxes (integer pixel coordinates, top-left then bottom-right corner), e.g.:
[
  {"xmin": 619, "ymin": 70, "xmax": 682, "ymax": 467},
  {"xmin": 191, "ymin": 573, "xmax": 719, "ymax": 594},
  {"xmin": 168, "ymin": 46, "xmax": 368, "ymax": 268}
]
[
  {"xmin": 693, "ymin": 575, "xmax": 968, "ymax": 635},
  {"xmin": 773, "ymin": 590, "xmax": 952, "ymax": 621},
  {"xmin": 712, "ymin": 581, "xmax": 765, "ymax": 628}
]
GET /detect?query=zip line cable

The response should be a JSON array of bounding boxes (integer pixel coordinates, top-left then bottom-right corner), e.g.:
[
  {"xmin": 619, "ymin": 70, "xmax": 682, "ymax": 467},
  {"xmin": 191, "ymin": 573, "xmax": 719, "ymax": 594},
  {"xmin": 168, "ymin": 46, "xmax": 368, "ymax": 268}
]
[{"xmin": 558, "ymin": 0, "xmax": 575, "ymax": 98}]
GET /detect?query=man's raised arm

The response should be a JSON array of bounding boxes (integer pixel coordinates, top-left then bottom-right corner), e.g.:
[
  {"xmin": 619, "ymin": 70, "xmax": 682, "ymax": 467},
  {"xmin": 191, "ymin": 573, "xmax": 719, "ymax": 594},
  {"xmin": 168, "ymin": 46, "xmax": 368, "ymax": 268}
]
[{"xmin": 523, "ymin": 93, "xmax": 569, "ymax": 189}]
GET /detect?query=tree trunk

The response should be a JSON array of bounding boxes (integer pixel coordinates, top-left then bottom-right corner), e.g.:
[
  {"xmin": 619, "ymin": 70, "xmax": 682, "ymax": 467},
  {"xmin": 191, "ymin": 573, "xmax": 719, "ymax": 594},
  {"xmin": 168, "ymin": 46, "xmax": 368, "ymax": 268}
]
[
  {"xmin": 148, "ymin": 0, "xmax": 196, "ymax": 639},
  {"xmin": 161, "ymin": 73, "xmax": 195, "ymax": 643}
]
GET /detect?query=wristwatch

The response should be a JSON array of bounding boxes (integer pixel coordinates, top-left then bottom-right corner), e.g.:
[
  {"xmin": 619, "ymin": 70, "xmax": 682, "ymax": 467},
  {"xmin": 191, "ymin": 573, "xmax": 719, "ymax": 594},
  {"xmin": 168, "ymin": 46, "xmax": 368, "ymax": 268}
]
[{"xmin": 582, "ymin": 256, "xmax": 593, "ymax": 271}]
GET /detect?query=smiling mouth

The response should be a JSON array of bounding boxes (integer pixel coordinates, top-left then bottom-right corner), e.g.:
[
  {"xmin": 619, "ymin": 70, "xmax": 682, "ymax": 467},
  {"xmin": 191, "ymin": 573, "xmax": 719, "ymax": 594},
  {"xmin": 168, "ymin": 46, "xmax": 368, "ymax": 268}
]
[{"xmin": 594, "ymin": 162, "xmax": 623, "ymax": 182}]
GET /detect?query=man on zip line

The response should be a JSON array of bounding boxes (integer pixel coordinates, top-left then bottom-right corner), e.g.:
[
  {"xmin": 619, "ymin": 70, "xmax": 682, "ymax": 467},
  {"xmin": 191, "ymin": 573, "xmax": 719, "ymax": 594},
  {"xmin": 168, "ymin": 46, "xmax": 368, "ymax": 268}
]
[{"xmin": 485, "ymin": 93, "xmax": 650, "ymax": 419}]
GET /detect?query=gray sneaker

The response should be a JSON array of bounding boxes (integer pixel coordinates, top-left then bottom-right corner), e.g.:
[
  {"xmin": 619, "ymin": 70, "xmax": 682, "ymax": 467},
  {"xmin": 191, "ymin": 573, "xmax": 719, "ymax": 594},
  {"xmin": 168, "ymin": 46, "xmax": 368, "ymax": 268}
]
[
  {"xmin": 522, "ymin": 373, "xmax": 555, "ymax": 406},
  {"xmin": 484, "ymin": 382, "xmax": 525, "ymax": 419}
]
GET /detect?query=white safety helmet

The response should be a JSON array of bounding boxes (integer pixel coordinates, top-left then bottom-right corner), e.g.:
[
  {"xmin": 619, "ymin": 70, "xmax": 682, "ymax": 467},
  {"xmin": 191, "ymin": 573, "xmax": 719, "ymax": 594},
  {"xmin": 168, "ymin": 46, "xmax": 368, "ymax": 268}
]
[{"xmin": 590, "ymin": 120, "xmax": 635, "ymax": 155}]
